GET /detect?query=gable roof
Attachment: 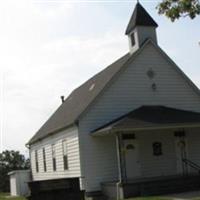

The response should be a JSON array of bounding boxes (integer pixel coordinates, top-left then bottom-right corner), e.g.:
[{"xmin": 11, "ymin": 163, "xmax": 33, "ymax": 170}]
[
  {"xmin": 28, "ymin": 53, "xmax": 131, "ymax": 145},
  {"xmin": 92, "ymin": 106, "xmax": 200, "ymax": 135},
  {"xmin": 125, "ymin": 2, "xmax": 158, "ymax": 35}
]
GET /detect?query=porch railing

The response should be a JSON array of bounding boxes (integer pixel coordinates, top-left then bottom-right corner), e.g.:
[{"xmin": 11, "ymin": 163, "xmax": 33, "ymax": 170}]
[{"xmin": 182, "ymin": 158, "xmax": 200, "ymax": 174}]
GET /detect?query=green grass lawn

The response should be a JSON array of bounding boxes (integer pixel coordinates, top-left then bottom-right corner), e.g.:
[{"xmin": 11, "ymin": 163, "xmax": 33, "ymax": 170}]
[{"xmin": 0, "ymin": 193, "xmax": 26, "ymax": 200}]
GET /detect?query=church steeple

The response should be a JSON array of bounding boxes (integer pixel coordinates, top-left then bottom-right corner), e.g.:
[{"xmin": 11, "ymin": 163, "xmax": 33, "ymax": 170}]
[{"xmin": 126, "ymin": 3, "xmax": 158, "ymax": 54}]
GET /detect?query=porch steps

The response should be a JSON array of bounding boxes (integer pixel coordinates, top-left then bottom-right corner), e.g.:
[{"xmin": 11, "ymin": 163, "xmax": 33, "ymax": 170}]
[{"xmin": 123, "ymin": 175, "xmax": 200, "ymax": 198}]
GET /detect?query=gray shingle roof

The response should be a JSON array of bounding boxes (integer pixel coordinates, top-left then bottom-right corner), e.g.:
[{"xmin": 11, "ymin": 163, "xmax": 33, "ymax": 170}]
[
  {"xmin": 92, "ymin": 106, "xmax": 200, "ymax": 134},
  {"xmin": 125, "ymin": 2, "xmax": 158, "ymax": 35},
  {"xmin": 28, "ymin": 53, "xmax": 131, "ymax": 145}
]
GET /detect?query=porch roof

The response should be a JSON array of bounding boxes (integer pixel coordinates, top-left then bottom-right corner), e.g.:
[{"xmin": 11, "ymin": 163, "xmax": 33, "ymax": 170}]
[{"xmin": 91, "ymin": 106, "xmax": 200, "ymax": 136}]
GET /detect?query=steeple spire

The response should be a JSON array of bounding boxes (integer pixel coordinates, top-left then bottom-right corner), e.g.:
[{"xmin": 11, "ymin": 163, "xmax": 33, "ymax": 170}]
[
  {"xmin": 125, "ymin": 2, "xmax": 158, "ymax": 35},
  {"xmin": 125, "ymin": 2, "xmax": 158, "ymax": 54}
]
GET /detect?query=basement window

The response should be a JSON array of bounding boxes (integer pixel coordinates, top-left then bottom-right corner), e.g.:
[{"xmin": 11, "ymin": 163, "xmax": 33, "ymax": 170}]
[
  {"xmin": 153, "ymin": 142, "xmax": 163, "ymax": 156},
  {"xmin": 52, "ymin": 144, "xmax": 57, "ymax": 171},
  {"xmin": 62, "ymin": 140, "xmax": 69, "ymax": 170}
]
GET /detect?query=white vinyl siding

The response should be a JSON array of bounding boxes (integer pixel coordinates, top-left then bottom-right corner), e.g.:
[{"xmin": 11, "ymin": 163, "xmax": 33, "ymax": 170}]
[
  {"xmin": 137, "ymin": 130, "xmax": 177, "ymax": 178},
  {"xmin": 78, "ymin": 42, "xmax": 200, "ymax": 192},
  {"xmin": 30, "ymin": 126, "xmax": 81, "ymax": 181},
  {"xmin": 79, "ymin": 135, "xmax": 118, "ymax": 192}
]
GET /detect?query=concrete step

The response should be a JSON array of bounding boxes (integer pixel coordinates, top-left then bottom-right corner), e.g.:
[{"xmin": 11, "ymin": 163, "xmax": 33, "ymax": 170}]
[{"xmin": 123, "ymin": 176, "xmax": 200, "ymax": 198}]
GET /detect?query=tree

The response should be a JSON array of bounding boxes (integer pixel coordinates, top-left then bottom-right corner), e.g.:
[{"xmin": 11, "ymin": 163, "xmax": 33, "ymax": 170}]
[
  {"xmin": 157, "ymin": 0, "xmax": 200, "ymax": 21},
  {"xmin": 0, "ymin": 150, "xmax": 30, "ymax": 192}
]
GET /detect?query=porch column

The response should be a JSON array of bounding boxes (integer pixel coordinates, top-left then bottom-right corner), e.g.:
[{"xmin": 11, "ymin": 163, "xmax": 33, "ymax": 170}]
[
  {"xmin": 116, "ymin": 133, "xmax": 123, "ymax": 182},
  {"xmin": 116, "ymin": 132, "xmax": 127, "ymax": 182},
  {"xmin": 116, "ymin": 133, "xmax": 124, "ymax": 200}
]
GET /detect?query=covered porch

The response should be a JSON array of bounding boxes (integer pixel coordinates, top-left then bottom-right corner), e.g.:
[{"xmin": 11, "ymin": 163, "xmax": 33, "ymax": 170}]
[{"xmin": 91, "ymin": 106, "xmax": 200, "ymax": 199}]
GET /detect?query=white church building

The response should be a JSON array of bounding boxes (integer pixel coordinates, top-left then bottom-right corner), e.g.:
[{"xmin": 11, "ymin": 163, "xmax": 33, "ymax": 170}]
[{"xmin": 27, "ymin": 3, "xmax": 200, "ymax": 200}]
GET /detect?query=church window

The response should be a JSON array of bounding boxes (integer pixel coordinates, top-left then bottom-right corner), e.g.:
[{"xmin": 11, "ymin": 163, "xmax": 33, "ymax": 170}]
[
  {"xmin": 131, "ymin": 32, "xmax": 135, "ymax": 46},
  {"xmin": 153, "ymin": 142, "xmax": 162, "ymax": 156}
]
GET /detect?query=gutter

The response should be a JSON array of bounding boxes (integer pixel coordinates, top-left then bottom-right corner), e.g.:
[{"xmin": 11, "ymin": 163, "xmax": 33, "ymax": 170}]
[{"xmin": 27, "ymin": 123, "xmax": 77, "ymax": 146}]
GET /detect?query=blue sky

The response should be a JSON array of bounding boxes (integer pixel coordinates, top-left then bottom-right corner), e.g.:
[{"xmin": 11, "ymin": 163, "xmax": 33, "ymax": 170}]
[{"xmin": 0, "ymin": 0, "xmax": 199, "ymax": 154}]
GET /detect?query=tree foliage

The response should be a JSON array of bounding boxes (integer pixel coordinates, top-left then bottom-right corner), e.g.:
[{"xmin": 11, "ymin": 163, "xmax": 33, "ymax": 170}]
[
  {"xmin": 0, "ymin": 150, "xmax": 30, "ymax": 192},
  {"xmin": 157, "ymin": 0, "xmax": 200, "ymax": 21}
]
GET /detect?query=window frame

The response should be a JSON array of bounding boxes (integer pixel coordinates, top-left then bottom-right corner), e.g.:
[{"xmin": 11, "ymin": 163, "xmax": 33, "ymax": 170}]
[
  {"xmin": 52, "ymin": 144, "xmax": 57, "ymax": 171},
  {"xmin": 35, "ymin": 150, "xmax": 39, "ymax": 173},
  {"xmin": 130, "ymin": 32, "xmax": 135, "ymax": 46},
  {"xmin": 62, "ymin": 140, "xmax": 69, "ymax": 170},
  {"xmin": 43, "ymin": 148, "xmax": 47, "ymax": 172}
]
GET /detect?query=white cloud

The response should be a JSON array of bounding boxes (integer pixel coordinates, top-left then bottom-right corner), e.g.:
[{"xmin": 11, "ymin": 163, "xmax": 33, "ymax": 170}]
[
  {"xmin": 2, "ymin": 33, "xmax": 127, "ymax": 153},
  {"xmin": 0, "ymin": 0, "xmax": 74, "ymax": 153},
  {"xmin": 0, "ymin": 0, "xmax": 128, "ymax": 153}
]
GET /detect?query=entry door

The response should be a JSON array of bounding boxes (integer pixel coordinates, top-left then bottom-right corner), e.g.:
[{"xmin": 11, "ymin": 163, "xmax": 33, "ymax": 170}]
[
  {"xmin": 124, "ymin": 139, "xmax": 140, "ymax": 179},
  {"xmin": 175, "ymin": 137, "xmax": 188, "ymax": 174}
]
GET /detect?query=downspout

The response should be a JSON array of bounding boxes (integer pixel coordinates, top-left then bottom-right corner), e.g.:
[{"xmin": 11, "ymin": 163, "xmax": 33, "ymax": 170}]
[
  {"xmin": 116, "ymin": 133, "xmax": 123, "ymax": 200},
  {"xmin": 25, "ymin": 144, "xmax": 33, "ymax": 183}
]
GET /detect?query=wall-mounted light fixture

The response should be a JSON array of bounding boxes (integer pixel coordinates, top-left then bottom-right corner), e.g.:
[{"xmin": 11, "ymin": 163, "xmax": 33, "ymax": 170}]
[{"xmin": 151, "ymin": 83, "xmax": 157, "ymax": 91}]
